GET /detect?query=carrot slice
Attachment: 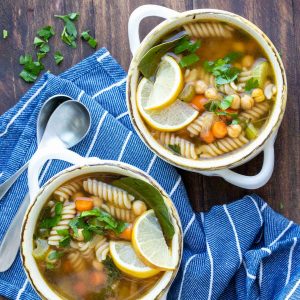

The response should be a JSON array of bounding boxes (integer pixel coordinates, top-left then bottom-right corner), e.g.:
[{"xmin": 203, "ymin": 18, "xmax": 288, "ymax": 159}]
[
  {"xmin": 75, "ymin": 197, "xmax": 94, "ymax": 211},
  {"xmin": 200, "ymin": 130, "xmax": 215, "ymax": 144},
  {"xmin": 118, "ymin": 224, "xmax": 133, "ymax": 241},
  {"xmin": 191, "ymin": 95, "xmax": 208, "ymax": 112},
  {"xmin": 212, "ymin": 121, "xmax": 228, "ymax": 139}
]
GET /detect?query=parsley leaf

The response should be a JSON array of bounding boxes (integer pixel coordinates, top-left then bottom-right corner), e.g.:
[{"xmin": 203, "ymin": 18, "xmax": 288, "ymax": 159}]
[
  {"xmin": 55, "ymin": 13, "xmax": 79, "ymax": 48},
  {"xmin": 103, "ymin": 257, "xmax": 121, "ymax": 285},
  {"xmin": 48, "ymin": 250, "xmax": 64, "ymax": 260},
  {"xmin": 33, "ymin": 37, "xmax": 45, "ymax": 47},
  {"xmin": 245, "ymin": 78, "xmax": 259, "ymax": 91},
  {"xmin": 59, "ymin": 235, "xmax": 71, "ymax": 247},
  {"xmin": 204, "ymin": 52, "xmax": 241, "ymax": 85},
  {"xmin": 3, "ymin": 29, "xmax": 8, "ymax": 39},
  {"xmin": 54, "ymin": 51, "xmax": 64, "ymax": 65},
  {"xmin": 56, "ymin": 229, "xmax": 69, "ymax": 236},
  {"xmin": 231, "ymin": 119, "xmax": 239, "ymax": 125},
  {"xmin": 219, "ymin": 95, "xmax": 234, "ymax": 110},
  {"xmin": 81, "ymin": 30, "xmax": 98, "ymax": 49},
  {"xmin": 39, "ymin": 202, "xmax": 62, "ymax": 229},
  {"xmin": 179, "ymin": 53, "xmax": 199, "ymax": 68},
  {"xmin": 37, "ymin": 26, "xmax": 55, "ymax": 42},
  {"xmin": 19, "ymin": 54, "xmax": 45, "ymax": 83},
  {"xmin": 168, "ymin": 144, "xmax": 181, "ymax": 155},
  {"xmin": 174, "ymin": 37, "xmax": 201, "ymax": 54}
]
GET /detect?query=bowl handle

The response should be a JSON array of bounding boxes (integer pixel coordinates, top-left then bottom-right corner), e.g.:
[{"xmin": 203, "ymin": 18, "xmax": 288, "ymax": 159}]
[
  {"xmin": 28, "ymin": 146, "xmax": 101, "ymax": 201},
  {"xmin": 202, "ymin": 133, "xmax": 276, "ymax": 189},
  {"xmin": 128, "ymin": 5, "xmax": 179, "ymax": 55}
]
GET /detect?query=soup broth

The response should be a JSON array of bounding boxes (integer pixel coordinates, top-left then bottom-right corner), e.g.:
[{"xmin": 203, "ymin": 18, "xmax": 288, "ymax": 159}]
[
  {"xmin": 136, "ymin": 21, "xmax": 276, "ymax": 159},
  {"xmin": 33, "ymin": 173, "xmax": 175, "ymax": 300}
]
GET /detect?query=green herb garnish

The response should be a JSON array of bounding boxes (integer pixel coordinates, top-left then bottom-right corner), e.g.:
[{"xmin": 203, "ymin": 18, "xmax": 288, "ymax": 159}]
[
  {"xmin": 54, "ymin": 51, "xmax": 64, "ymax": 65},
  {"xmin": 2, "ymin": 29, "xmax": 8, "ymax": 39},
  {"xmin": 55, "ymin": 12, "xmax": 79, "ymax": 48},
  {"xmin": 56, "ymin": 229, "xmax": 69, "ymax": 236},
  {"xmin": 204, "ymin": 52, "xmax": 241, "ymax": 85},
  {"xmin": 113, "ymin": 178, "xmax": 175, "ymax": 240},
  {"xmin": 174, "ymin": 37, "xmax": 201, "ymax": 54},
  {"xmin": 19, "ymin": 54, "xmax": 45, "ymax": 83},
  {"xmin": 39, "ymin": 202, "xmax": 62, "ymax": 229},
  {"xmin": 81, "ymin": 30, "xmax": 98, "ymax": 49},
  {"xmin": 168, "ymin": 144, "xmax": 181, "ymax": 155},
  {"xmin": 103, "ymin": 257, "xmax": 121, "ymax": 285},
  {"xmin": 219, "ymin": 95, "xmax": 234, "ymax": 110},
  {"xmin": 59, "ymin": 235, "xmax": 71, "ymax": 247},
  {"xmin": 245, "ymin": 78, "xmax": 259, "ymax": 92},
  {"xmin": 231, "ymin": 119, "xmax": 239, "ymax": 125},
  {"xmin": 48, "ymin": 250, "xmax": 64, "ymax": 260},
  {"xmin": 179, "ymin": 53, "xmax": 200, "ymax": 68},
  {"xmin": 37, "ymin": 26, "xmax": 55, "ymax": 42}
]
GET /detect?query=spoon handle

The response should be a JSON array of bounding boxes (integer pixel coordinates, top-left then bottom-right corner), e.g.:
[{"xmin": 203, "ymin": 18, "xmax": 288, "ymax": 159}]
[
  {"xmin": 0, "ymin": 162, "xmax": 29, "ymax": 201},
  {"xmin": 0, "ymin": 193, "xmax": 30, "ymax": 272}
]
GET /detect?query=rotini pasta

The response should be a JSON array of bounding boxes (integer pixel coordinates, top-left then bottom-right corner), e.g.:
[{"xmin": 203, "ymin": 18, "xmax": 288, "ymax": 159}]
[
  {"xmin": 48, "ymin": 202, "xmax": 76, "ymax": 246},
  {"xmin": 183, "ymin": 22, "xmax": 234, "ymax": 39},
  {"xmin": 83, "ymin": 178, "xmax": 134, "ymax": 209},
  {"xmin": 158, "ymin": 132, "xmax": 198, "ymax": 159},
  {"xmin": 198, "ymin": 134, "xmax": 249, "ymax": 157},
  {"xmin": 53, "ymin": 181, "xmax": 82, "ymax": 202},
  {"xmin": 67, "ymin": 251, "xmax": 86, "ymax": 272},
  {"xmin": 101, "ymin": 203, "xmax": 135, "ymax": 222},
  {"xmin": 187, "ymin": 112, "xmax": 216, "ymax": 137},
  {"xmin": 218, "ymin": 81, "xmax": 244, "ymax": 94},
  {"xmin": 77, "ymin": 239, "xmax": 95, "ymax": 262},
  {"xmin": 264, "ymin": 81, "xmax": 277, "ymax": 100},
  {"xmin": 197, "ymin": 68, "xmax": 215, "ymax": 86},
  {"xmin": 240, "ymin": 101, "xmax": 270, "ymax": 122},
  {"xmin": 94, "ymin": 235, "xmax": 110, "ymax": 262},
  {"xmin": 237, "ymin": 68, "xmax": 252, "ymax": 84}
]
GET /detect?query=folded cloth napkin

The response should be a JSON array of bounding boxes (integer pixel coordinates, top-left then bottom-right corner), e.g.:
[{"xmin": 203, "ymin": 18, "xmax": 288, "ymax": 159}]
[{"xmin": 0, "ymin": 48, "xmax": 299, "ymax": 300}]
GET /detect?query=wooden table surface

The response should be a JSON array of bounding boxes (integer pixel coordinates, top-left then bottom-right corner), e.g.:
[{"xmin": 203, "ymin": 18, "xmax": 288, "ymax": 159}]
[{"xmin": 0, "ymin": 1, "xmax": 299, "ymax": 297}]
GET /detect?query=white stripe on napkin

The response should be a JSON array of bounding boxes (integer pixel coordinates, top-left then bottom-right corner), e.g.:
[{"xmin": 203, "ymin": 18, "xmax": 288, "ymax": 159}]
[
  {"xmin": 85, "ymin": 111, "xmax": 108, "ymax": 157},
  {"xmin": 285, "ymin": 237, "xmax": 297, "ymax": 286},
  {"xmin": 261, "ymin": 203, "xmax": 268, "ymax": 212},
  {"xmin": 224, "ymin": 204, "xmax": 242, "ymax": 264},
  {"xmin": 76, "ymin": 90, "xmax": 84, "ymax": 102},
  {"xmin": 259, "ymin": 262, "xmax": 263, "ymax": 288},
  {"xmin": 183, "ymin": 214, "xmax": 196, "ymax": 237},
  {"xmin": 261, "ymin": 247, "xmax": 272, "ymax": 255},
  {"xmin": 118, "ymin": 132, "xmax": 132, "ymax": 161},
  {"xmin": 116, "ymin": 111, "xmax": 129, "ymax": 120},
  {"xmin": 285, "ymin": 279, "xmax": 300, "ymax": 300},
  {"xmin": 169, "ymin": 176, "xmax": 181, "ymax": 197},
  {"xmin": 243, "ymin": 261, "xmax": 256, "ymax": 280},
  {"xmin": 97, "ymin": 51, "xmax": 110, "ymax": 62},
  {"xmin": 146, "ymin": 154, "xmax": 156, "ymax": 174},
  {"xmin": 270, "ymin": 221, "xmax": 293, "ymax": 247},
  {"xmin": 178, "ymin": 254, "xmax": 198, "ymax": 300},
  {"xmin": 207, "ymin": 240, "xmax": 214, "ymax": 300},
  {"xmin": 249, "ymin": 196, "xmax": 263, "ymax": 226},
  {"xmin": 0, "ymin": 81, "xmax": 48, "ymax": 137},
  {"xmin": 16, "ymin": 279, "xmax": 28, "ymax": 300},
  {"xmin": 92, "ymin": 78, "xmax": 126, "ymax": 99}
]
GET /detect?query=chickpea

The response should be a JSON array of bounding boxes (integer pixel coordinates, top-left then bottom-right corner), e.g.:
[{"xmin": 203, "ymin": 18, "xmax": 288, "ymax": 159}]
[
  {"xmin": 230, "ymin": 94, "xmax": 241, "ymax": 110},
  {"xmin": 91, "ymin": 196, "xmax": 102, "ymax": 208},
  {"xmin": 251, "ymin": 88, "xmax": 265, "ymax": 102},
  {"xmin": 185, "ymin": 68, "xmax": 198, "ymax": 82},
  {"xmin": 195, "ymin": 80, "xmax": 208, "ymax": 94},
  {"xmin": 204, "ymin": 87, "xmax": 219, "ymax": 100},
  {"xmin": 241, "ymin": 55, "xmax": 254, "ymax": 69},
  {"xmin": 227, "ymin": 124, "xmax": 242, "ymax": 138},
  {"xmin": 241, "ymin": 94, "xmax": 254, "ymax": 110},
  {"xmin": 132, "ymin": 200, "xmax": 147, "ymax": 216},
  {"xmin": 232, "ymin": 41, "xmax": 246, "ymax": 53}
]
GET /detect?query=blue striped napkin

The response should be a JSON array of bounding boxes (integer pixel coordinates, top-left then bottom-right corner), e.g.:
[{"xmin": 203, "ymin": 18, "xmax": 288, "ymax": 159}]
[{"xmin": 0, "ymin": 48, "xmax": 299, "ymax": 300}]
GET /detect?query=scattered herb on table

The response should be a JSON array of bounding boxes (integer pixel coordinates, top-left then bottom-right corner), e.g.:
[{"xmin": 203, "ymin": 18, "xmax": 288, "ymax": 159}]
[
  {"xmin": 19, "ymin": 54, "xmax": 45, "ymax": 83},
  {"xmin": 55, "ymin": 12, "xmax": 79, "ymax": 48},
  {"xmin": 37, "ymin": 25, "xmax": 55, "ymax": 42},
  {"xmin": 81, "ymin": 30, "xmax": 98, "ymax": 49},
  {"xmin": 2, "ymin": 29, "xmax": 8, "ymax": 39},
  {"xmin": 54, "ymin": 51, "xmax": 64, "ymax": 65},
  {"xmin": 204, "ymin": 52, "xmax": 241, "ymax": 85},
  {"xmin": 245, "ymin": 78, "xmax": 259, "ymax": 92}
]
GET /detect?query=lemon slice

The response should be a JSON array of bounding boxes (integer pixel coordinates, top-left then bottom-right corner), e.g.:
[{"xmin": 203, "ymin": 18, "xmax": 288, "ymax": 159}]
[
  {"xmin": 145, "ymin": 55, "xmax": 184, "ymax": 110},
  {"xmin": 109, "ymin": 241, "xmax": 160, "ymax": 279},
  {"xmin": 132, "ymin": 210, "xmax": 176, "ymax": 271},
  {"xmin": 137, "ymin": 78, "xmax": 199, "ymax": 131}
]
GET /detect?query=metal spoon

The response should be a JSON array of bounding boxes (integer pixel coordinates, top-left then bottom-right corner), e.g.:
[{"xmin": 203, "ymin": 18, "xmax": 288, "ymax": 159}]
[
  {"xmin": 0, "ymin": 100, "xmax": 91, "ymax": 272},
  {"xmin": 0, "ymin": 94, "xmax": 72, "ymax": 201}
]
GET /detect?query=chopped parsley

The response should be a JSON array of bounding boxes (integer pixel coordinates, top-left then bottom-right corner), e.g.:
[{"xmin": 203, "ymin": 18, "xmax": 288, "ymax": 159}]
[
  {"xmin": 204, "ymin": 52, "xmax": 241, "ymax": 85},
  {"xmin": 55, "ymin": 12, "xmax": 79, "ymax": 48},
  {"xmin": 81, "ymin": 30, "xmax": 98, "ymax": 49},
  {"xmin": 168, "ymin": 144, "xmax": 181, "ymax": 155},
  {"xmin": 2, "ymin": 29, "xmax": 8, "ymax": 39},
  {"xmin": 19, "ymin": 54, "xmax": 45, "ymax": 83},
  {"xmin": 37, "ymin": 26, "xmax": 55, "ymax": 42},
  {"xmin": 54, "ymin": 51, "xmax": 64, "ymax": 65},
  {"xmin": 219, "ymin": 95, "xmax": 234, "ymax": 110},
  {"xmin": 245, "ymin": 78, "xmax": 259, "ymax": 92},
  {"xmin": 39, "ymin": 202, "xmax": 62, "ymax": 229},
  {"xmin": 179, "ymin": 53, "xmax": 200, "ymax": 68}
]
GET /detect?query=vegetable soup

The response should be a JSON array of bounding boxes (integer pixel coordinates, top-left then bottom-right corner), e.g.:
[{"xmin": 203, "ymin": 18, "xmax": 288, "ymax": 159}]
[
  {"xmin": 33, "ymin": 173, "xmax": 177, "ymax": 299},
  {"xmin": 136, "ymin": 21, "xmax": 276, "ymax": 159}
]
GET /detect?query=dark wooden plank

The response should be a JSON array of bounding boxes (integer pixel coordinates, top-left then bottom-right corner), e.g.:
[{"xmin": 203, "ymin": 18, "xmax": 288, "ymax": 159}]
[{"xmin": 0, "ymin": 0, "xmax": 298, "ymax": 217}]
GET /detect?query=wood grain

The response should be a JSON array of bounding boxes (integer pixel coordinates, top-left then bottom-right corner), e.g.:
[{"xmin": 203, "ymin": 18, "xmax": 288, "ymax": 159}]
[
  {"xmin": 0, "ymin": 0, "xmax": 299, "ymax": 220},
  {"xmin": 0, "ymin": 1, "xmax": 299, "ymax": 297}
]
